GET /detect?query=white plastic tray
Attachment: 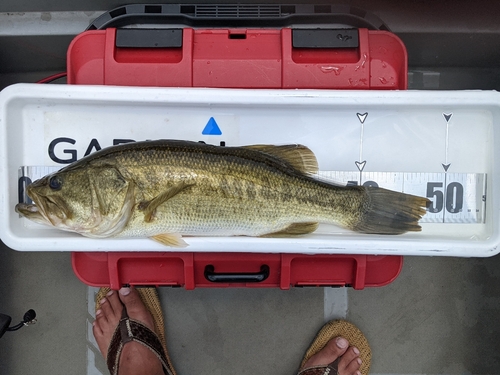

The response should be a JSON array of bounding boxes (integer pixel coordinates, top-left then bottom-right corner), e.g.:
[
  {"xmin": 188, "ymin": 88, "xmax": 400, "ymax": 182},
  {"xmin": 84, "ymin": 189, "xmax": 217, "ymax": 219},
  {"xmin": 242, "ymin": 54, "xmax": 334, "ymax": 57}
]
[{"xmin": 1, "ymin": 83, "xmax": 499, "ymax": 256}]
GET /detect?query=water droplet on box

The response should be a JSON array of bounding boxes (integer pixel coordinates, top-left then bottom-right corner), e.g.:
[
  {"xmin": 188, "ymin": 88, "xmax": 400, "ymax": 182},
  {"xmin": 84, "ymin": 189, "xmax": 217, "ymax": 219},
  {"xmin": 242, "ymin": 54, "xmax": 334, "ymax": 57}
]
[
  {"xmin": 319, "ymin": 66, "xmax": 343, "ymax": 75},
  {"xmin": 361, "ymin": 53, "xmax": 367, "ymax": 68}
]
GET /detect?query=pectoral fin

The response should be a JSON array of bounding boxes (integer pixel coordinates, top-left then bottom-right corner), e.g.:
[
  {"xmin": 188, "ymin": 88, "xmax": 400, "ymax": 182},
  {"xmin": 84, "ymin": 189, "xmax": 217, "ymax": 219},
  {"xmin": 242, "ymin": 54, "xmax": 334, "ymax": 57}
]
[
  {"xmin": 262, "ymin": 222, "xmax": 319, "ymax": 237},
  {"xmin": 151, "ymin": 233, "xmax": 189, "ymax": 248},
  {"xmin": 140, "ymin": 182, "xmax": 194, "ymax": 223}
]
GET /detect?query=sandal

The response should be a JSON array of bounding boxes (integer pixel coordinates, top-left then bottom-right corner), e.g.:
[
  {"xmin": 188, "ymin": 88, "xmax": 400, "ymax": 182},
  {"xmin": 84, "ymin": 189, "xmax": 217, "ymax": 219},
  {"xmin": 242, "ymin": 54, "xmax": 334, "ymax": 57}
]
[
  {"xmin": 95, "ymin": 287, "xmax": 177, "ymax": 375},
  {"xmin": 297, "ymin": 320, "xmax": 371, "ymax": 375}
]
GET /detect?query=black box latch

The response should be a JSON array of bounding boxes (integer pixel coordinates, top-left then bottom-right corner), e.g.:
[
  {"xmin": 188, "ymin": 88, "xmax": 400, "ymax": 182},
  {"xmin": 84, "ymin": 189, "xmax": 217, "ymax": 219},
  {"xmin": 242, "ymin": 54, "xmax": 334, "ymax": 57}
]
[
  {"xmin": 116, "ymin": 28, "xmax": 183, "ymax": 48},
  {"xmin": 292, "ymin": 29, "xmax": 359, "ymax": 48}
]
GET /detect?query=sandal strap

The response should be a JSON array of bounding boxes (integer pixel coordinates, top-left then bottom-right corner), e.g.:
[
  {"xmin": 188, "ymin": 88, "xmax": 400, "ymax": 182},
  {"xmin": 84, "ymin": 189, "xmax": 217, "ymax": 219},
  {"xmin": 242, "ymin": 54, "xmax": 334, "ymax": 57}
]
[
  {"xmin": 107, "ymin": 309, "xmax": 174, "ymax": 375},
  {"xmin": 297, "ymin": 357, "xmax": 340, "ymax": 375}
]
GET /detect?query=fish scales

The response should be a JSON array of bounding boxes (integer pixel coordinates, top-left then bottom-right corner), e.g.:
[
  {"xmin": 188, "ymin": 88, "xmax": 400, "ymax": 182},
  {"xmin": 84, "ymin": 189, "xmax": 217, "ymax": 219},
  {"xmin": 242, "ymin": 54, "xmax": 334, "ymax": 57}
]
[{"xmin": 98, "ymin": 141, "xmax": 360, "ymax": 237}]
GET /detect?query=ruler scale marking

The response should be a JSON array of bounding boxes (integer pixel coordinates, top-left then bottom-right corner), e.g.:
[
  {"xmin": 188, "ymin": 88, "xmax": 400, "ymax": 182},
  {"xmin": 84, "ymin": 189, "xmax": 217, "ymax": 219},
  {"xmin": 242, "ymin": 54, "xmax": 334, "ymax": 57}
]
[{"xmin": 18, "ymin": 167, "xmax": 486, "ymax": 224}]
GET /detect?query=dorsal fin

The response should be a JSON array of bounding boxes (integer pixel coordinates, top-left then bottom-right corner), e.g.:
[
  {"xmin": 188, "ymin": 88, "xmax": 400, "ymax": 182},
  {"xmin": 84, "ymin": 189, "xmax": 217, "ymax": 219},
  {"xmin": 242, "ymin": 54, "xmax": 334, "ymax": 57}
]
[{"xmin": 242, "ymin": 144, "xmax": 318, "ymax": 174}]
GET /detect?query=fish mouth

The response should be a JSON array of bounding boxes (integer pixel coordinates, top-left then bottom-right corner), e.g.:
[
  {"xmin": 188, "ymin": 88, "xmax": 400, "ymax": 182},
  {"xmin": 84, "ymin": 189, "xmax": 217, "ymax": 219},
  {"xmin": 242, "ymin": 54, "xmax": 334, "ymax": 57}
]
[
  {"xmin": 17, "ymin": 189, "xmax": 68, "ymax": 227},
  {"xmin": 15, "ymin": 203, "xmax": 51, "ymax": 226}
]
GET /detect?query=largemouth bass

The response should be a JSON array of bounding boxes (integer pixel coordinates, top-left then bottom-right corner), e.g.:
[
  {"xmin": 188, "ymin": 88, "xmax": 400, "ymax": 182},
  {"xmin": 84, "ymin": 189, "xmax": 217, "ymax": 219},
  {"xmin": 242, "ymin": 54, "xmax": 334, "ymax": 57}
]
[{"xmin": 15, "ymin": 140, "xmax": 429, "ymax": 247}]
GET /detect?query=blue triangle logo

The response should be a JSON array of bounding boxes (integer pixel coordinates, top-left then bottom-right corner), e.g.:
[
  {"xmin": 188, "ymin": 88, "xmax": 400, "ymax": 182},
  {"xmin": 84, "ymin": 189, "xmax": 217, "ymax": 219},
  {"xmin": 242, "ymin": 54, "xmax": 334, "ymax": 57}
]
[{"xmin": 202, "ymin": 117, "xmax": 222, "ymax": 135}]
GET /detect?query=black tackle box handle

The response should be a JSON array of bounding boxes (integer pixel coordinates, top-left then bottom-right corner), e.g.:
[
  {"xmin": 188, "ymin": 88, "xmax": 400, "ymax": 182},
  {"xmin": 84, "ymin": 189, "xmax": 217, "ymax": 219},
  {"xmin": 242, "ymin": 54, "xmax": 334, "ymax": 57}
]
[
  {"xmin": 88, "ymin": 3, "xmax": 390, "ymax": 31},
  {"xmin": 204, "ymin": 264, "xmax": 270, "ymax": 283}
]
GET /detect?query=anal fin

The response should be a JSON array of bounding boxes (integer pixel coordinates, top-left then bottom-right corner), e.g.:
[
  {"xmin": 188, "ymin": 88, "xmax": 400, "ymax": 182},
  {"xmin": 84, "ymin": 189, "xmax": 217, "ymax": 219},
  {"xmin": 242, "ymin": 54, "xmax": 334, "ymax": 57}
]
[
  {"xmin": 262, "ymin": 222, "xmax": 319, "ymax": 237},
  {"xmin": 151, "ymin": 233, "xmax": 189, "ymax": 248}
]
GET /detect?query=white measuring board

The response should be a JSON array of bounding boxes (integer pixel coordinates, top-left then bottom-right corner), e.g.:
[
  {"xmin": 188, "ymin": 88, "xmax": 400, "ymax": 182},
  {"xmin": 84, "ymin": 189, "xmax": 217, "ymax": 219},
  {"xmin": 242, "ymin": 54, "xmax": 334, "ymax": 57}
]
[
  {"xmin": 2, "ymin": 84, "xmax": 500, "ymax": 256},
  {"xmin": 19, "ymin": 167, "xmax": 487, "ymax": 225}
]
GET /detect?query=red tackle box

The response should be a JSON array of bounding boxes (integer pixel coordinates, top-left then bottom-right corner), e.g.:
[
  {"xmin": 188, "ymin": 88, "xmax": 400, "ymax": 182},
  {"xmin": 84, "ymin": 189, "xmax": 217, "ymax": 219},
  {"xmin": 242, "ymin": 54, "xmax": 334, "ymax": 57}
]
[{"xmin": 67, "ymin": 4, "xmax": 406, "ymax": 290}]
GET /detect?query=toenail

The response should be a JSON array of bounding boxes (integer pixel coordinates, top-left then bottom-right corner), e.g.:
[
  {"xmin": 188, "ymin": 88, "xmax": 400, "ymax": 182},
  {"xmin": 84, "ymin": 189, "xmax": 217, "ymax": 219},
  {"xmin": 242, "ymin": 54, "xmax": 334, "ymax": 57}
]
[
  {"xmin": 99, "ymin": 298, "xmax": 107, "ymax": 305},
  {"xmin": 106, "ymin": 290, "xmax": 114, "ymax": 297},
  {"xmin": 353, "ymin": 347, "xmax": 360, "ymax": 355},
  {"xmin": 119, "ymin": 287, "xmax": 131, "ymax": 296},
  {"xmin": 357, "ymin": 358, "xmax": 362, "ymax": 365},
  {"xmin": 96, "ymin": 309, "xmax": 102, "ymax": 316},
  {"xmin": 336, "ymin": 337, "xmax": 348, "ymax": 349}
]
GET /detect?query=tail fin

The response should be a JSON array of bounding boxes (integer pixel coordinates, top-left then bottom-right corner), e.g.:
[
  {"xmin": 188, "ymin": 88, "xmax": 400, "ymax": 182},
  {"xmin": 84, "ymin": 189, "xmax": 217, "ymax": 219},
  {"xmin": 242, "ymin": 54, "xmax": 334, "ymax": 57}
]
[{"xmin": 352, "ymin": 187, "xmax": 429, "ymax": 234}]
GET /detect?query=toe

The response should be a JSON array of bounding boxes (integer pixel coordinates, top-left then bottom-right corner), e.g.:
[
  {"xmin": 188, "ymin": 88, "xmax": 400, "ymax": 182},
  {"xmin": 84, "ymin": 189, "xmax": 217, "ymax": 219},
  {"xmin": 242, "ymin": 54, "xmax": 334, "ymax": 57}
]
[
  {"xmin": 343, "ymin": 357, "xmax": 362, "ymax": 375},
  {"xmin": 99, "ymin": 297, "xmax": 115, "ymax": 319},
  {"xmin": 92, "ymin": 320, "xmax": 103, "ymax": 337},
  {"xmin": 106, "ymin": 289, "xmax": 125, "ymax": 317},
  {"xmin": 117, "ymin": 287, "xmax": 156, "ymax": 331},
  {"xmin": 95, "ymin": 308, "xmax": 108, "ymax": 325},
  {"xmin": 93, "ymin": 291, "xmax": 124, "ymax": 339},
  {"xmin": 93, "ymin": 311, "xmax": 112, "ymax": 359},
  {"xmin": 338, "ymin": 347, "xmax": 361, "ymax": 375},
  {"xmin": 338, "ymin": 346, "xmax": 360, "ymax": 369},
  {"xmin": 117, "ymin": 287, "xmax": 143, "ymax": 312},
  {"xmin": 302, "ymin": 336, "xmax": 349, "ymax": 369}
]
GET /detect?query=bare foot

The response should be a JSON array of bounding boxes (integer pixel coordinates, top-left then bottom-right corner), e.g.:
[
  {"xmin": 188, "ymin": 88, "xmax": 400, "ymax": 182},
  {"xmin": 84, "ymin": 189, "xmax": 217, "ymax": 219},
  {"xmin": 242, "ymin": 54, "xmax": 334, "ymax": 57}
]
[
  {"xmin": 300, "ymin": 336, "xmax": 362, "ymax": 375},
  {"xmin": 92, "ymin": 287, "xmax": 164, "ymax": 375}
]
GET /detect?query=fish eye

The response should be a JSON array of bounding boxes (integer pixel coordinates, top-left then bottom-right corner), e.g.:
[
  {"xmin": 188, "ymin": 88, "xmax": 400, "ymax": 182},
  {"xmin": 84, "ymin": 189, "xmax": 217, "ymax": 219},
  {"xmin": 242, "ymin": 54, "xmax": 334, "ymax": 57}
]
[{"xmin": 49, "ymin": 175, "xmax": 63, "ymax": 190}]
